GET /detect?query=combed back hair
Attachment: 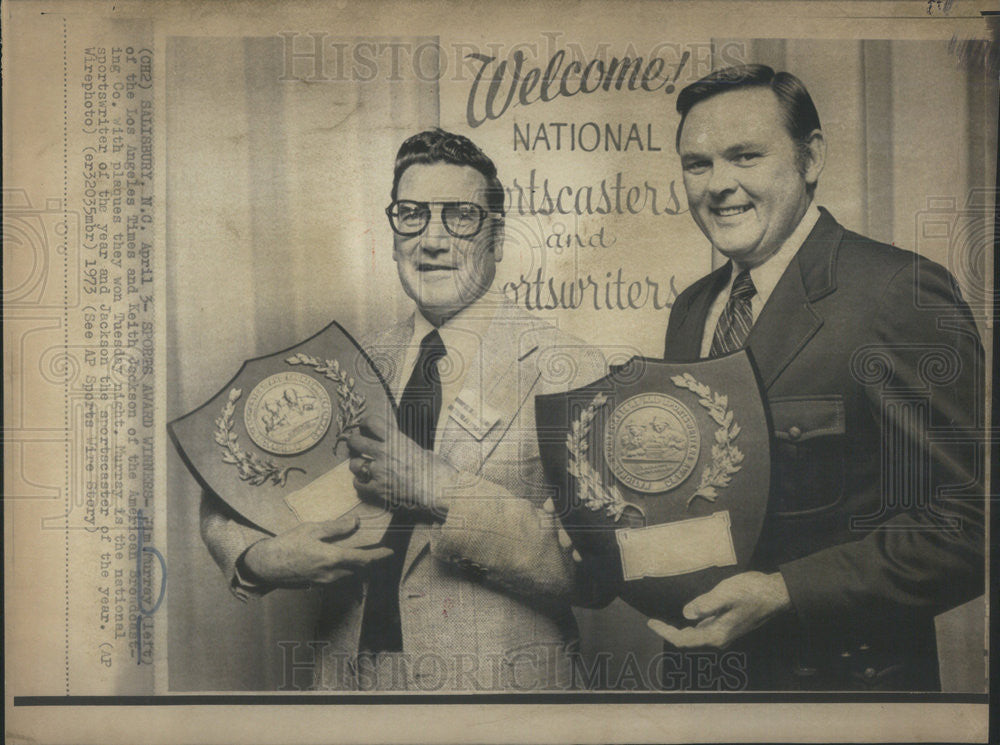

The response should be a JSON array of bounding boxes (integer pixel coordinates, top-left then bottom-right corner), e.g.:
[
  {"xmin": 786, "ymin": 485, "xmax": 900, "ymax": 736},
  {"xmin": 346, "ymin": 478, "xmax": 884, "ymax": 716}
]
[
  {"xmin": 675, "ymin": 64, "xmax": 822, "ymax": 187},
  {"xmin": 391, "ymin": 128, "xmax": 506, "ymax": 215}
]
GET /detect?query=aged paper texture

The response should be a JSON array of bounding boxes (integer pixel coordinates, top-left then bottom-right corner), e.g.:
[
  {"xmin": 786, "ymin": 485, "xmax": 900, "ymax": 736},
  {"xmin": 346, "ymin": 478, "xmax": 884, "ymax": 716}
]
[{"xmin": 4, "ymin": 0, "xmax": 995, "ymax": 742}]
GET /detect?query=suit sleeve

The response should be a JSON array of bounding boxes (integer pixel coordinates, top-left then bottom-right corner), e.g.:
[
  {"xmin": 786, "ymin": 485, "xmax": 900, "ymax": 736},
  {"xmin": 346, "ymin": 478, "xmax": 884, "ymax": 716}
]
[
  {"xmin": 428, "ymin": 346, "xmax": 609, "ymax": 604},
  {"xmin": 200, "ymin": 490, "xmax": 274, "ymax": 601},
  {"xmin": 779, "ymin": 259, "xmax": 985, "ymax": 631},
  {"xmin": 428, "ymin": 475, "xmax": 580, "ymax": 599}
]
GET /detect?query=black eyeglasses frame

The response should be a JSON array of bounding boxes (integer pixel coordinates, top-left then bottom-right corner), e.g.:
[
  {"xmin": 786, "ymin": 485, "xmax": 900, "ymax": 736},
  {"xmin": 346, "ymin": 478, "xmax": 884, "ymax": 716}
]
[{"xmin": 384, "ymin": 200, "xmax": 499, "ymax": 239}]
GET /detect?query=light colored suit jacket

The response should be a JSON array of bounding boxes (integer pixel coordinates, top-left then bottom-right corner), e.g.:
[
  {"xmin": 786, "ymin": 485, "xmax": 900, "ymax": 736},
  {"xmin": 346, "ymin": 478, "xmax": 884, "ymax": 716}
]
[{"xmin": 201, "ymin": 301, "xmax": 606, "ymax": 690}]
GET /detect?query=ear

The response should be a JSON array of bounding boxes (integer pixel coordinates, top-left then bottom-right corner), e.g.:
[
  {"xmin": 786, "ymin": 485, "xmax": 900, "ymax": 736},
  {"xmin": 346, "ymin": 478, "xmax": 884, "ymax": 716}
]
[{"xmin": 802, "ymin": 129, "xmax": 826, "ymax": 188}]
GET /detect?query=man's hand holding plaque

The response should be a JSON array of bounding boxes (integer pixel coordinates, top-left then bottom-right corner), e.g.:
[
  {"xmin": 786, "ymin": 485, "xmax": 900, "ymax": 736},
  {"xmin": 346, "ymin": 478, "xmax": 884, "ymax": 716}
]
[
  {"xmin": 345, "ymin": 414, "xmax": 460, "ymax": 519},
  {"xmin": 169, "ymin": 321, "xmax": 398, "ymax": 572},
  {"xmin": 535, "ymin": 351, "xmax": 772, "ymax": 625},
  {"xmin": 647, "ymin": 571, "xmax": 791, "ymax": 649},
  {"xmin": 240, "ymin": 516, "xmax": 395, "ymax": 589}
]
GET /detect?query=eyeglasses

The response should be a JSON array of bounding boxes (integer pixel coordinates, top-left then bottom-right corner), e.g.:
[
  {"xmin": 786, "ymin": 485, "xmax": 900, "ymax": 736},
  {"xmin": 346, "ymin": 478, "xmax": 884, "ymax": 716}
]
[{"xmin": 385, "ymin": 200, "xmax": 495, "ymax": 238}]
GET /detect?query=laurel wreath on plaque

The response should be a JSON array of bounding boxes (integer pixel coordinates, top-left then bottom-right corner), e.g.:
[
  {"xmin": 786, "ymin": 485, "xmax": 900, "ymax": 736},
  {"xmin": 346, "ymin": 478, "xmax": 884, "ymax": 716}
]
[
  {"xmin": 213, "ymin": 354, "xmax": 368, "ymax": 487},
  {"xmin": 214, "ymin": 388, "xmax": 306, "ymax": 486},
  {"xmin": 566, "ymin": 374, "xmax": 745, "ymax": 515},
  {"xmin": 670, "ymin": 372, "xmax": 744, "ymax": 506},
  {"xmin": 567, "ymin": 392, "xmax": 628, "ymax": 521},
  {"xmin": 284, "ymin": 353, "xmax": 367, "ymax": 454}
]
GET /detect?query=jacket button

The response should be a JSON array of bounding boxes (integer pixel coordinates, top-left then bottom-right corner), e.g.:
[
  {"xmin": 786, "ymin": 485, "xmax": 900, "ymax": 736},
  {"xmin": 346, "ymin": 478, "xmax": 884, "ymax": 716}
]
[
  {"xmin": 788, "ymin": 426, "xmax": 803, "ymax": 440},
  {"xmin": 863, "ymin": 667, "xmax": 877, "ymax": 680}
]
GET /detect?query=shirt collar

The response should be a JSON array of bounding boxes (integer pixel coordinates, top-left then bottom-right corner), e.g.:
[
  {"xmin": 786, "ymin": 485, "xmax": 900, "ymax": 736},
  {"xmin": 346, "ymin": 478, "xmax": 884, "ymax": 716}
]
[
  {"xmin": 411, "ymin": 293, "xmax": 500, "ymax": 366},
  {"xmin": 730, "ymin": 203, "xmax": 821, "ymax": 306}
]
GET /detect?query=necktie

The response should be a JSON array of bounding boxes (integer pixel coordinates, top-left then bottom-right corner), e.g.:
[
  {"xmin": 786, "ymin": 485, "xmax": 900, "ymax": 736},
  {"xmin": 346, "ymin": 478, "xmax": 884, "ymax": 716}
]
[
  {"xmin": 709, "ymin": 268, "xmax": 757, "ymax": 357},
  {"xmin": 396, "ymin": 329, "xmax": 446, "ymax": 451},
  {"xmin": 358, "ymin": 328, "xmax": 445, "ymax": 653}
]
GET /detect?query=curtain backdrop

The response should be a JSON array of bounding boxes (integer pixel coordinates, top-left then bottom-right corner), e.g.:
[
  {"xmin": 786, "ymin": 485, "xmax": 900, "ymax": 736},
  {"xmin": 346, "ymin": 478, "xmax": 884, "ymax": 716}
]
[
  {"xmin": 165, "ymin": 35, "xmax": 439, "ymax": 691},
  {"xmin": 166, "ymin": 35, "xmax": 993, "ymax": 691}
]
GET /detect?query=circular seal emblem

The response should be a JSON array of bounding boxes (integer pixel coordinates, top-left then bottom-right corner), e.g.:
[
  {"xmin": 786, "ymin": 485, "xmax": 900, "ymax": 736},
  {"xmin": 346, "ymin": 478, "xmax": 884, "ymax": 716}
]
[
  {"xmin": 244, "ymin": 372, "xmax": 332, "ymax": 455},
  {"xmin": 604, "ymin": 393, "xmax": 700, "ymax": 493}
]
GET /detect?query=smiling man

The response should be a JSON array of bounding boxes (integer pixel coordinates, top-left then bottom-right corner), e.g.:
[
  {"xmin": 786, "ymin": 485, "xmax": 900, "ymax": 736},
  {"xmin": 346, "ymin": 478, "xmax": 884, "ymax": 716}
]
[
  {"xmin": 651, "ymin": 65, "xmax": 984, "ymax": 690},
  {"xmin": 200, "ymin": 128, "xmax": 605, "ymax": 691}
]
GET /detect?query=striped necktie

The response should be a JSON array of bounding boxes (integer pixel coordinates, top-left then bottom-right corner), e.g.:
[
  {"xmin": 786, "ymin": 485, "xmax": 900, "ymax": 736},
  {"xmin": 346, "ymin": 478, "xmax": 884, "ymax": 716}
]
[{"xmin": 709, "ymin": 268, "xmax": 757, "ymax": 357}]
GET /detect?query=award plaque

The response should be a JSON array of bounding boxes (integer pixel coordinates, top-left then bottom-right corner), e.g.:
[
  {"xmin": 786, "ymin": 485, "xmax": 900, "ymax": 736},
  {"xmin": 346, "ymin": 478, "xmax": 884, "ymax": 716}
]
[
  {"xmin": 535, "ymin": 351, "xmax": 771, "ymax": 621},
  {"xmin": 168, "ymin": 321, "xmax": 395, "ymax": 541}
]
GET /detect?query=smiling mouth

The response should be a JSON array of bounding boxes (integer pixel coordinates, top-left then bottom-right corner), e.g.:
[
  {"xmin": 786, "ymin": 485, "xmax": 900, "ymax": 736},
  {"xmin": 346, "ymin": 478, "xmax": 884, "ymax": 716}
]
[{"xmin": 711, "ymin": 205, "xmax": 752, "ymax": 217}]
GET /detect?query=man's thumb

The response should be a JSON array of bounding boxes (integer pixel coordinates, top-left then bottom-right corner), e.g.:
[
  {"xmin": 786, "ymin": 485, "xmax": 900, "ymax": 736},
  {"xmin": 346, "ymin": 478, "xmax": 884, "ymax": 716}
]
[
  {"xmin": 317, "ymin": 515, "xmax": 360, "ymax": 539},
  {"xmin": 683, "ymin": 589, "xmax": 725, "ymax": 621}
]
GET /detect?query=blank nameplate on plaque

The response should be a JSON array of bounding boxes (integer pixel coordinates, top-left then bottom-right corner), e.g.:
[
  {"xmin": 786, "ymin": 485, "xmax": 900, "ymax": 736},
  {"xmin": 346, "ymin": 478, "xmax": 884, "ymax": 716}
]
[
  {"xmin": 284, "ymin": 460, "xmax": 392, "ymax": 547},
  {"xmin": 616, "ymin": 511, "xmax": 737, "ymax": 581}
]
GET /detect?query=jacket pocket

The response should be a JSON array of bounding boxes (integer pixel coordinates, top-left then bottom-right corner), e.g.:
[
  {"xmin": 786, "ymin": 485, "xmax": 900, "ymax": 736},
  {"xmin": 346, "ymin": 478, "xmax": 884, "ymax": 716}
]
[{"xmin": 768, "ymin": 395, "xmax": 846, "ymax": 517}]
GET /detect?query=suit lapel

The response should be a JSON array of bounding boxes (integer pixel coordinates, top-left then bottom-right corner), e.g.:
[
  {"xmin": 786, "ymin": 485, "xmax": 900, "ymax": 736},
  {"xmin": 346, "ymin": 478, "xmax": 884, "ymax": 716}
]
[
  {"xmin": 436, "ymin": 325, "xmax": 541, "ymax": 473},
  {"xmin": 667, "ymin": 209, "xmax": 842, "ymax": 389},
  {"xmin": 667, "ymin": 264, "xmax": 732, "ymax": 361},
  {"xmin": 366, "ymin": 316, "xmax": 413, "ymax": 400},
  {"xmin": 400, "ymin": 303, "xmax": 543, "ymax": 582},
  {"xmin": 371, "ymin": 315, "xmax": 435, "ymax": 583},
  {"xmin": 745, "ymin": 208, "xmax": 841, "ymax": 389},
  {"xmin": 745, "ymin": 254, "xmax": 823, "ymax": 389}
]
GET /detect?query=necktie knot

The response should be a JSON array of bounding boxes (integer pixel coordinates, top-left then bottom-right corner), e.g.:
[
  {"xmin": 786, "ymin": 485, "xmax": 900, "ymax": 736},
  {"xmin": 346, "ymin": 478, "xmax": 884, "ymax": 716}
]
[
  {"xmin": 420, "ymin": 327, "xmax": 445, "ymax": 353},
  {"xmin": 731, "ymin": 268, "xmax": 756, "ymax": 301}
]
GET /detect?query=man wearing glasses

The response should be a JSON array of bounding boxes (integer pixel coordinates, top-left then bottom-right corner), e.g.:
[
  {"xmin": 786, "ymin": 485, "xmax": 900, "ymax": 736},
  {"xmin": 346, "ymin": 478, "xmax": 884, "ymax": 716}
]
[{"xmin": 201, "ymin": 128, "xmax": 604, "ymax": 691}]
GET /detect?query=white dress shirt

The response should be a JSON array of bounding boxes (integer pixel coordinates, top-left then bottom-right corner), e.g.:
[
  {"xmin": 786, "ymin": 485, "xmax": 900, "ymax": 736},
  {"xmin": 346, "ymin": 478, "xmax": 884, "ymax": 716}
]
[{"xmin": 699, "ymin": 205, "xmax": 821, "ymax": 358}]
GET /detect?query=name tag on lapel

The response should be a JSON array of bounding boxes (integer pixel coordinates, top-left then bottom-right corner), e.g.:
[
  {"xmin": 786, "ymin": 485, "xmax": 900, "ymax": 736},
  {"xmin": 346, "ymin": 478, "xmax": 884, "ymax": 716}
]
[{"xmin": 448, "ymin": 392, "xmax": 501, "ymax": 441}]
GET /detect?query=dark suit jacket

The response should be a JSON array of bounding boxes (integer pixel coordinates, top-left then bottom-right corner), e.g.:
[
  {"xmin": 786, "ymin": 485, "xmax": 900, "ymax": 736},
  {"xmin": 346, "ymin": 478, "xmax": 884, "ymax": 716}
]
[{"xmin": 663, "ymin": 208, "xmax": 985, "ymax": 690}]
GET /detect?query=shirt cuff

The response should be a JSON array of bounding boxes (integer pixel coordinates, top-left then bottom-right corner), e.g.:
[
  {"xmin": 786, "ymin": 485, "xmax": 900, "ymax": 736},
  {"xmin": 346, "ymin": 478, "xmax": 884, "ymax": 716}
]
[{"xmin": 230, "ymin": 544, "xmax": 272, "ymax": 601}]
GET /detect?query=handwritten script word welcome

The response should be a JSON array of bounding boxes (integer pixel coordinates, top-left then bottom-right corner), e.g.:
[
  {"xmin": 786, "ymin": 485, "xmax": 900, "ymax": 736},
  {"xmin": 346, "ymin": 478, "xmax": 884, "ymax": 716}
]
[{"xmin": 466, "ymin": 49, "xmax": 689, "ymax": 127}]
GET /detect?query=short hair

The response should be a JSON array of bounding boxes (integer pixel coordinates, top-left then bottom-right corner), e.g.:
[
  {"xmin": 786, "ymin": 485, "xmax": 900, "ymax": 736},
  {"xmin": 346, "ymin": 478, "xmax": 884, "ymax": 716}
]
[
  {"xmin": 391, "ymin": 128, "xmax": 505, "ymax": 215},
  {"xmin": 675, "ymin": 64, "xmax": 822, "ymax": 175}
]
